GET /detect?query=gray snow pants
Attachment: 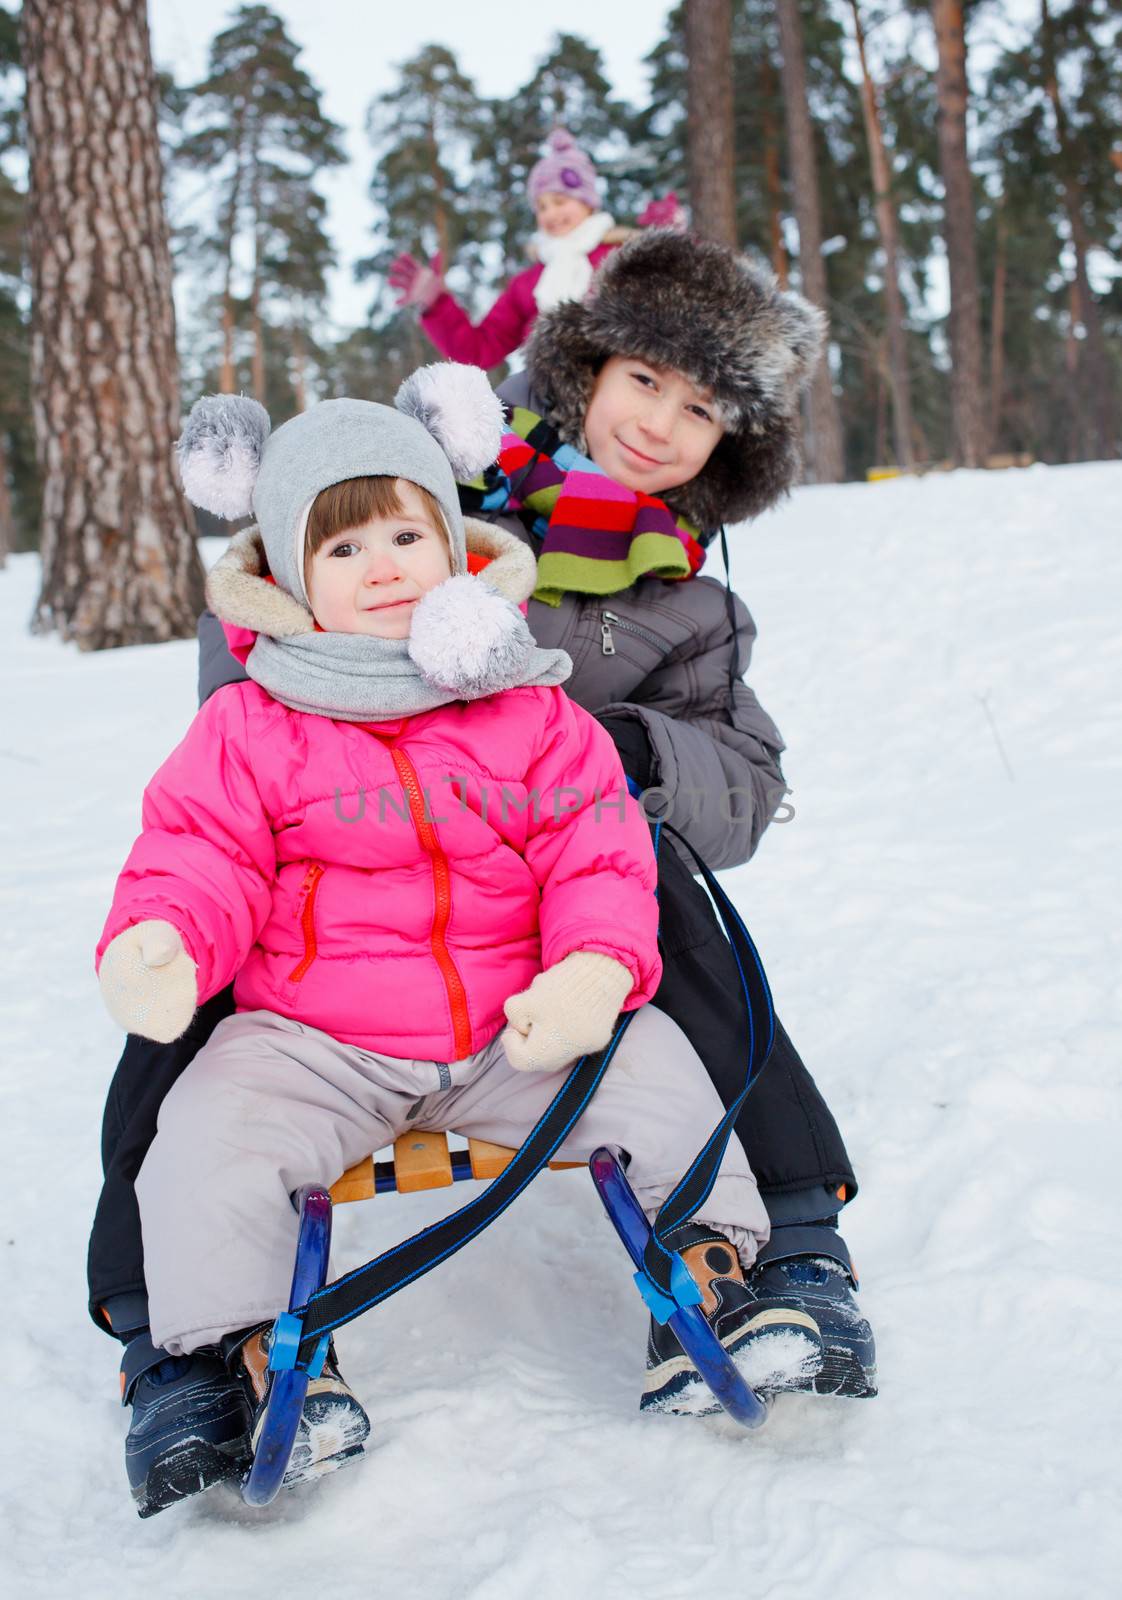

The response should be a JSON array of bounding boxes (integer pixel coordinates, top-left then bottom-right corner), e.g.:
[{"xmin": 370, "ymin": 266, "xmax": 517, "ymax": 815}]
[{"xmin": 136, "ymin": 1005, "xmax": 770, "ymax": 1354}]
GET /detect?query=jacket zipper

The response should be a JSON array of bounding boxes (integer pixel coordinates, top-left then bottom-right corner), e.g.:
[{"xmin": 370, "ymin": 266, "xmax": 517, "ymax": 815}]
[
  {"xmin": 601, "ymin": 608, "xmax": 666, "ymax": 656},
  {"xmin": 288, "ymin": 863, "xmax": 325, "ymax": 982},
  {"xmin": 390, "ymin": 746, "xmax": 473, "ymax": 1059}
]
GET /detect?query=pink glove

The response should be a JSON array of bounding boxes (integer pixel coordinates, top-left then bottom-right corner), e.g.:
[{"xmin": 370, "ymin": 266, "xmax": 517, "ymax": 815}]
[
  {"xmin": 388, "ymin": 250, "xmax": 445, "ymax": 312},
  {"xmin": 637, "ymin": 192, "xmax": 687, "ymax": 231}
]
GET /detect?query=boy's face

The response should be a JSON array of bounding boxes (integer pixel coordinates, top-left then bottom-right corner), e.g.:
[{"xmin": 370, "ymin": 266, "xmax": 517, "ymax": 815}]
[
  {"xmin": 306, "ymin": 480, "xmax": 452, "ymax": 638},
  {"xmin": 534, "ymin": 191, "xmax": 594, "ymax": 237},
  {"xmin": 583, "ymin": 356, "xmax": 724, "ymax": 496}
]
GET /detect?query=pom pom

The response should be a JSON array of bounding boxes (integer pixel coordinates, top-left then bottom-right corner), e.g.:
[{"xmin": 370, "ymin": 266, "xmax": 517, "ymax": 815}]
[
  {"xmin": 408, "ymin": 575, "xmax": 534, "ymax": 698},
  {"xmin": 547, "ymin": 128, "xmax": 577, "ymax": 154},
  {"xmin": 395, "ymin": 363, "xmax": 504, "ymax": 481},
  {"xmin": 177, "ymin": 394, "xmax": 271, "ymax": 520}
]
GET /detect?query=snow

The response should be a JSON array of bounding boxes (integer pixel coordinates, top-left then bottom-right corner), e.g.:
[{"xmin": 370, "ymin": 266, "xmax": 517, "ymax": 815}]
[{"xmin": 3, "ymin": 461, "xmax": 1121, "ymax": 1598}]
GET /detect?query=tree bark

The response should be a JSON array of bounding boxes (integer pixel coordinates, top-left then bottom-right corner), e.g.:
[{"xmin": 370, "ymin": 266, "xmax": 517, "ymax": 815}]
[
  {"xmin": 761, "ymin": 56, "xmax": 789, "ymax": 287},
  {"xmin": 932, "ymin": 0, "xmax": 987, "ymax": 467},
  {"xmin": 1039, "ymin": 0, "xmax": 1115, "ymax": 459},
  {"xmin": 684, "ymin": 0, "xmax": 738, "ymax": 246},
  {"xmin": 0, "ymin": 431, "xmax": 12, "ymax": 567},
  {"xmin": 22, "ymin": 0, "xmax": 204, "ymax": 649},
  {"xmin": 775, "ymin": 0, "xmax": 846, "ymax": 482},
  {"xmin": 291, "ymin": 324, "xmax": 307, "ymax": 413},
  {"xmin": 850, "ymin": 1, "xmax": 915, "ymax": 468},
  {"xmin": 989, "ymin": 198, "xmax": 1006, "ymax": 453},
  {"xmin": 219, "ymin": 145, "xmax": 243, "ymax": 393}
]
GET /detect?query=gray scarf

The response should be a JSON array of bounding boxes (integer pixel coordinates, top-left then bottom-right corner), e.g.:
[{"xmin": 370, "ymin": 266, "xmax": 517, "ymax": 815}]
[
  {"xmin": 246, "ymin": 601, "xmax": 570, "ymax": 722},
  {"xmin": 206, "ymin": 523, "xmax": 571, "ymax": 722}
]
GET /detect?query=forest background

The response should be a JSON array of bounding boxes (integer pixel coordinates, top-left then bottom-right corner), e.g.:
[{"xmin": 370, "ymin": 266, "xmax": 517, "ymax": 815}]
[{"xmin": 1, "ymin": 1, "xmax": 1119, "ymax": 588}]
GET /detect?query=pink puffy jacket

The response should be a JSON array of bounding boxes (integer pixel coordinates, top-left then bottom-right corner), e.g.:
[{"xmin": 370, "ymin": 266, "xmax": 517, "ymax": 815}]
[
  {"xmin": 419, "ymin": 243, "xmax": 620, "ymax": 371},
  {"xmin": 97, "ymin": 681, "xmax": 661, "ymax": 1060}
]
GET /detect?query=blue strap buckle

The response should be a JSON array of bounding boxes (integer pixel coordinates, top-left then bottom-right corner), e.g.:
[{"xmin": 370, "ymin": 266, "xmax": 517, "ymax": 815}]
[
  {"xmin": 266, "ymin": 1312, "xmax": 329, "ymax": 1378},
  {"xmin": 633, "ymin": 1257, "xmax": 704, "ymax": 1325}
]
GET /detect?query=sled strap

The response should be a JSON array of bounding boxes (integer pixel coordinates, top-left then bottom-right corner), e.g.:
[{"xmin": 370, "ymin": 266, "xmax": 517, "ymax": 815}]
[
  {"xmin": 289, "ymin": 1015, "xmax": 635, "ymax": 1363},
  {"xmin": 639, "ymin": 822, "xmax": 775, "ymax": 1303}
]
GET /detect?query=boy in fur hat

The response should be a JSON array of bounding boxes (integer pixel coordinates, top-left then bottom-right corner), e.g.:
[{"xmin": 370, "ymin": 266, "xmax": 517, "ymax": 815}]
[
  {"xmin": 96, "ymin": 363, "xmax": 819, "ymax": 1517},
  {"xmin": 462, "ymin": 228, "xmax": 877, "ymax": 1411}
]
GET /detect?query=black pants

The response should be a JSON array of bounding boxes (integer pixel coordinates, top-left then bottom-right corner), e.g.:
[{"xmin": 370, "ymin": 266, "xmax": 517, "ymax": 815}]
[{"xmin": 87, "ymin": 855, "xmax": 856, "ymax": 1332}]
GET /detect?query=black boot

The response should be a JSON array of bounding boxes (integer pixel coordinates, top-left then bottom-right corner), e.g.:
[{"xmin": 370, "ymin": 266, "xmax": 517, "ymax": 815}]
[
  {"xmin": 640, "ymin": 1224, "xmax": 824, "ymax": 1416},
  {"xmin": 120, "ymin": 1331, "xmax": 253, "ymax": 1518},
  {"xmin": 745, "ymin": 1223, "xmax": 877, "ymax": 1398}
]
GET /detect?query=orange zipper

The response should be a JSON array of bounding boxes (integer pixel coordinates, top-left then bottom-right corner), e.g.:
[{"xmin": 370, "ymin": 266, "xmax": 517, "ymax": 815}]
[
  {"xmin": 288, "ymin": 863, "xmax": 325, "ymax": 982},
  {"xmin": 390, "ymin": 747, "xmax": 473, "ymax": 1058}
]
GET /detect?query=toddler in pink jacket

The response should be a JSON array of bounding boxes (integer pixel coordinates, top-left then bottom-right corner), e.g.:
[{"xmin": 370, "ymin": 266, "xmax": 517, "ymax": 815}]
[{"xmin": 96, "ymin": 363, "xmax": 803, "ymax": 1513}]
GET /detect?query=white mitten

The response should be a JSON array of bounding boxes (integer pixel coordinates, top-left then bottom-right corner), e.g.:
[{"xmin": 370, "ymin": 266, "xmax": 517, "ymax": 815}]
[
  {"xmin": 98, "ymin": 919, "xmax": 198, "ymax": 1043},
  {"xmin": 502, "ymin": 951, "xmax": 634, "ymax": 1073}
]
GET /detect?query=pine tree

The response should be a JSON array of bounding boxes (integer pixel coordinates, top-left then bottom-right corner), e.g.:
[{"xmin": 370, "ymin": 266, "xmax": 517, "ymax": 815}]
[
  {"xmin": 22, "ymin": 0, "xmax": 203, "ymax": 648},
  {"xmin": 776, "ymin": 0, "xmax": 847, "ymax": 481},
  {"xmin": 0, "ymin": 4, "xmax": 37, "ymax": 561},
  {"xmin": 847, "ymin": 1, "xmax": 916, "ymax": 467},
  {"xmin": 684, "ymin": 0, "xmax": 737, "ymax": 244},
  {"xmin": 361, "ymin": 45, "xmax": 489, "ymax": 316},
  {"xmin": 174, "ymin": 3, "xmax": 343, "ymax": 404},
  {"xmin": 1036, "ymin": 0, "xmax": 1117, "ymax": 457},
  {"xmin": 932, "ymin": 0, "xmax": 987, "ymax": 465}
]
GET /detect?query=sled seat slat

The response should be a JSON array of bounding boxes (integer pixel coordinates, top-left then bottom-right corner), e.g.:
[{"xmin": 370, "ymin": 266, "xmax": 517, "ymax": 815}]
[
  {"xmin": 329, "ymin": 1132, "xmax": 584, "ymax": 1204},
  {"xmin": 394, "ymin": 1130, "xmax": 454, "ymax": 1193}
]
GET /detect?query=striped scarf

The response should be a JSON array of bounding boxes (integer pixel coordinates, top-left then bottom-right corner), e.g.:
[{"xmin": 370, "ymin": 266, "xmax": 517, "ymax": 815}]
[{"xmin": 462, "ymin": 406, "xmax": 705, "ymax": 607}]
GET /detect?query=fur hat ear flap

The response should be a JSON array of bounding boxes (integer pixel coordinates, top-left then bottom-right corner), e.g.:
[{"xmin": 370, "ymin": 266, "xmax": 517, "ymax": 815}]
[
  {"xmin": 177, "ymin": 394, "xmax": 271, "ymax": 520},
  {"xmin": 394, "ymin": 362, "xmax": 504, "ymax": 481},
  {"xmin": 774, "ymin": 288, "xmax": 828, "ymax": 395}
]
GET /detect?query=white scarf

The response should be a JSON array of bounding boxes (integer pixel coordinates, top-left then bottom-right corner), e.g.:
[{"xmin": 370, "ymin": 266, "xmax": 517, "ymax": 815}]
[{"xmin": 532, "ymin": 211, "xmax": 615, "ymax": 312}]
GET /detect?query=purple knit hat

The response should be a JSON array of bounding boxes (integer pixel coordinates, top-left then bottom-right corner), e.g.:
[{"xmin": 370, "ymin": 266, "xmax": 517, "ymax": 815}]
[{"xmin": 528, "ymin": 127, "xmax": 601, "ymax": 213}]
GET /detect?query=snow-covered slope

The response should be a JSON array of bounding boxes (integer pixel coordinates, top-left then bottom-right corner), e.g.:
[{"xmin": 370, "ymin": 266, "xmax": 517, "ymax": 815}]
[{"xmin": 3, "ymin": 462, "xmax": 1119, "ymax": 1599}]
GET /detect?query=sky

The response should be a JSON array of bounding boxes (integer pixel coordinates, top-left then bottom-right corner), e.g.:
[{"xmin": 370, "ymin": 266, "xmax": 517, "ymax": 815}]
[
  {"xmin": 147, "ymin": 0, "xmax": 1049, "ymax": 334},
  {"xmin": 148, "ymin": 0, "xmax": 676, "ymax": 329}
]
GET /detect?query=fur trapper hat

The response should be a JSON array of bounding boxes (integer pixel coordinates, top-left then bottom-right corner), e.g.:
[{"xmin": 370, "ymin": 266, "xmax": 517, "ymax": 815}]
[
  {"xmin": 177, "ymin": 364, "xmax": 504, "ymax": 608},
  {"xmin": 525, "ymin": 229, "xmax": 826, "ymax": 531}
]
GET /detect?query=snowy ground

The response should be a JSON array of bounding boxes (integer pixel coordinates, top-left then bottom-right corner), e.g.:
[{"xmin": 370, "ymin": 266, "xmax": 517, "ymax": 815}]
[{"xmin": 3, "ymin": 462, "xmax": 1120, "ymax": 1599}]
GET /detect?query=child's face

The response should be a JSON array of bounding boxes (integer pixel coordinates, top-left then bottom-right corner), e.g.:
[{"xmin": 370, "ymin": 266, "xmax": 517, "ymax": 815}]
[
  {"xmin": 534, "ymin": 191, "xmax": 594, "ymax": 237},
  {"xmin": 306, "ymin": 480, "xmax": 452, "ymax": 639},
  {"xmin": 583, "ymin": 356, "xmax": 724, "ymax": 496}
]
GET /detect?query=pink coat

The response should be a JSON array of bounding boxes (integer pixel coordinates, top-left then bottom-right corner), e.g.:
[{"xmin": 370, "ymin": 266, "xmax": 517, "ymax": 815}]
[
  {"xmin": 97, "ymin": 681, "xmax": 661, "ymax": 1060},
  {"xmin": 420, "ymin": 243, "xmax": 619, "ymax": 370}
]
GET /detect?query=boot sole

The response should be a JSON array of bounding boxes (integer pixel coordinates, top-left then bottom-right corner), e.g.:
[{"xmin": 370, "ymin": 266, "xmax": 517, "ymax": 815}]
[
  {"xmin": 133, "ymin": 1432, "xmax": 252, "ymax": 1519},
  {"xmin": 813, "ymin": 1341, "xmax": 878, "ymax": 1398},
  {"xmin": 249, "ymin": 1377, "xmax": 372, "ymax": 1491},
  {"xmin": 641, "ymin": 1307, "xmax": 823, "ymax": 1417}
]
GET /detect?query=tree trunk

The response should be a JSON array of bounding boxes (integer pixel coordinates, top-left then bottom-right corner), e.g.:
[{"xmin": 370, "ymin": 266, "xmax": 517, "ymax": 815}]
[
  {"xmin": 427, "ymin": 116, "xmax": 450, "ymax": 266},
  {"xmin": 250, "ymin": 242, "xmax": 266, "ymax": 403},
  {"xmin": 22, "ymin": 0, "xmax": 204, "ymax": 648},
  {"xmin": 989, "ymin": 198, "xmax": 1006, "ymax": 453},
  {"xmin": 761, "ymin": 57, "xmax": 789, "ymax": 287},
  {"xmin": 0, "ymin": 431, "xmax": 12, "ymax": 567},
  {"xmin": 932, "ymin": 0, "xmax": 987, "ymax": 467},
  {"xmin": 775, "ymin": 0, "xmax": 846, "ymax": 482},
  {"xmin": 684, "ymin": 0, "xmax": 737, "ymax": 246},
  {"xmin": 850, "ymin": 1, "xmax": 915, "ymax": 468},
  {"xmin": 220, "ymin": 291, "xmax": 236, "ymax": 393},
  {"xmin": 1040, "ymin": 0, "xmax": 1115, "ymax": 459},
  {"xmin": 218, "ymin": 130, "xmax": 244, "ymax": 394},
  {"xmin": 291, "ymin": 324, "xmax": 307, "ymax": 413}
]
